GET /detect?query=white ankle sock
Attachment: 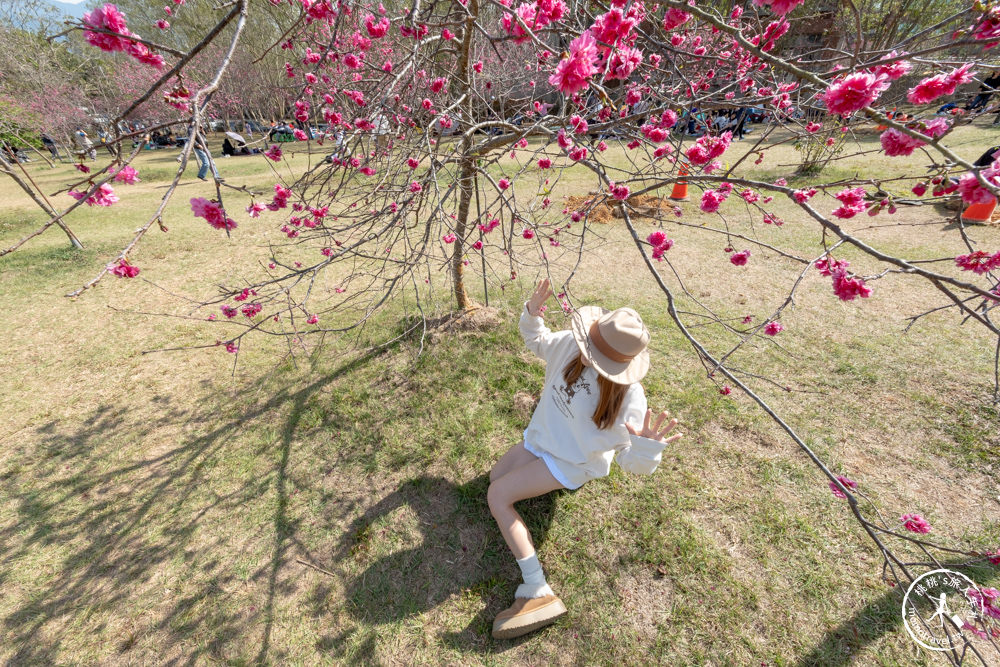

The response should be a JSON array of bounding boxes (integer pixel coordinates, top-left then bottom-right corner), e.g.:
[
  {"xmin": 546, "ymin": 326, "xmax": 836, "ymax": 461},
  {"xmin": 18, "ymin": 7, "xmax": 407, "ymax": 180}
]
[{"xmin": 515, "ymin": 553, "xmax": 554, "ymax": 599}]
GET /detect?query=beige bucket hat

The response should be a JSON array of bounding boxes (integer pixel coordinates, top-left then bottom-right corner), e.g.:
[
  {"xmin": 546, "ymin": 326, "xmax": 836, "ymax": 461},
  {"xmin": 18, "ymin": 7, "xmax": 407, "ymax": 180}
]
[{"xmin": 571, "ymin": 306, "xmax": 651, "ymax": 384}]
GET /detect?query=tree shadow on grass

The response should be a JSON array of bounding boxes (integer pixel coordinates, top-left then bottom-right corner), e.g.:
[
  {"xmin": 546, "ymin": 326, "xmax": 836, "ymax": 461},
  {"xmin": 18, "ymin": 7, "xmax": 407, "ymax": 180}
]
[
  {"xmin": 322, "ymin": 473, "xmax": 565, "ymax": 655},
  {"xmin": 0, "ymin": 308, "xmax": 563, "ymax": 663},
  {"xmin": 0, "ymin": 346, "xmax": 388, "ymax": 664},
  {"xmin": 797, "ymin": 560, "xmax": 999, "ymax": 667}
]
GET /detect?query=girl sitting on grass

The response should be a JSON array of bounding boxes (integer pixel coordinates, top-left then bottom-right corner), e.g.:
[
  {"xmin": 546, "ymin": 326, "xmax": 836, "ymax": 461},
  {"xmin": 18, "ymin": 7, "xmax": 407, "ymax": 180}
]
[{"xmin": 488, "ymin": 278, "xmax": 683, "ymax": 639}]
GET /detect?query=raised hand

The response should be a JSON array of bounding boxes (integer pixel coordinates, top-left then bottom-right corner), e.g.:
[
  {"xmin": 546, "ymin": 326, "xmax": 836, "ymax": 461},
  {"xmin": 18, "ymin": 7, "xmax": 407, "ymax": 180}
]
[
  {"xmin": 626, "ymin": 409, "xmax": 683, "ymax": 444},
  {"xmin": 527, "ymin": 278, "xmax": 553, "ymax": 317}
]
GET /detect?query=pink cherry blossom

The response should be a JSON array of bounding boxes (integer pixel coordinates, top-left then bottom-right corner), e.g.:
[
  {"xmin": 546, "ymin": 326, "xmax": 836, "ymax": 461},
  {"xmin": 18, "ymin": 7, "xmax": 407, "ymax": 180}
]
[
  {"xmin": 719, "ymin": 386, "xmax": 732, "ymax": 395},
  {"xmin": 606, "ymin": 47, "xmax": 643, "ymax": 80},
  {"xmin": 522, "ymin": 228, "xmax": 535, "ymax": 239},
  {"xmin": 821, "ymin": 72, "xmax": 889, "ymax": 117},
  {"xmin": 955, "ymin": 250, "xmax": 1000, "ymax": 274},
  {"xmin": 831, "ymin": 268, "xmax": 872, "ymax": 301},
  {"xmin": 109, "ymin": 258, "xmax": 140, "ymax": 278},
  {"xmin": 590, "ymin": 8, "xmax": 638, "ymax": 50},
  {"xmin": 365, "ymin": 14, "xmax": 389, "ymax": 38},
  {"xmin": 264, "ymin": 145, "xmax": 282, "ymax": 162},
  {"xmin": 651, "ymin": 242, "xmax": 673, "ymax": 261},
  {"xmin": 306, "ymin": 315, "xmax": 319, "ymax": 324},
  {"xmin": 662, "ymin": 7, "xmax": 690, "ymax": 31},
  {"xmin": 112, "ymin": 165, "xmax": 140, "ymax": 184},
  {"xmin": 814, "ymin": 257, "xmax": 849, "ymax": 277},
  {"xmin": 880, "ymin": 118, "xmax": 950, "ymax": 157},
  {"xmin": 644, "ymin": 230, "xmax": 673, "ymax": 260},
  {"xmin": 686, "ymin": 132, "xmax": 732, "ymax": 166},
  {"xmin": 410, "ymin": 182, "xmax": 423, "ymax": 193},
  {"xmin": 870, "ymin": 51, "xmax": 911, "ymax": 80},
  {"xmin": 900, "ymin": 513, "xmax": 930, "ymax": 534},
  {"xmin": 973, "ymin": 7, "xmax": 1000, "ymax": 45},
  {"xmin": 831, "ymin": 186, "xmax": 867, "ymax": 219},
  {"xmin": 752, "ymin": 0, "xmax": 804, "ymax": 16},
  {"xmin": 700, "ymin": 189, "xmax": 725, "ymax": 213},
  {"xmin": 609, "ymin": 182, "xmax": 630, "ymax": 200},
  {"xmin": 805, "ymin": 122, "xmax": 822, "ymax": 133},
  {"xmin": 442, "ymin": 233, "xmax": 457, "ymax": 243},
  {"xmin": 538, "ymin": 158, "xmax": 551, "ymax": 169},
  {"xmin": 121, "ymin": 35, "xmax": 164, "ymax": 68},
  {"xmin": 828, "ymin": 475, "xmax": 857, "ymax": 498},
  {"xmin": 791, "ymin": 188, "xmax": 817, "ymax": 203},
  {"xmin": 880, "ymin": 129, "xmax": 926, "ymax": 157},
  {"xmin": 958, "ymin": 163, "xmax": 1000, "ymax": 205},
  {"xmin": 498, "ymin": 178, "xmax": 510, "ymax": 190},
  {"xmin": 967, "ymin": 588, "xmax": 1000, "ymax": 621},
  {"xmin": 907, "ymin": 64, "xmax": 976, "ymax": 104},
  {"xmin": 548, "ymin": 31, "xmax": 599, "ymax": 95},
  {"xmin": 764, "ymin": 321, "xmax": 784, "ymax": 336},
  {"xmin": 190, "ymin": 197, "xmax": 236, "ymax": 230},
  {"xmin": 82, "ymin": 4, "xmax": 131, "ymax": 52},
  {"xmin": 730, "ymin": 249, "xmax": 751, "ymax": 266},
  {"xmin": 478, "ymin": 218, "xmax": 500, "ymax": 233},
  {"xmin": 69, "ymin": 183, "xmax": 118, "ymax": 207},
  {"xmin": 758, "ymin": 18, "xmax": 791, "ymax": 51},
  {"xmin": 74, "ymin": 163, "xmax": 91, "ymax": 174}
]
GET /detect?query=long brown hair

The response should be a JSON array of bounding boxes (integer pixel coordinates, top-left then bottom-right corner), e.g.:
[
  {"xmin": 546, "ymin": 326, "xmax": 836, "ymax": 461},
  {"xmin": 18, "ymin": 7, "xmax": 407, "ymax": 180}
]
[{"xmin": 563, "ymin": 353, "xmax": 629, "ymax": 430}]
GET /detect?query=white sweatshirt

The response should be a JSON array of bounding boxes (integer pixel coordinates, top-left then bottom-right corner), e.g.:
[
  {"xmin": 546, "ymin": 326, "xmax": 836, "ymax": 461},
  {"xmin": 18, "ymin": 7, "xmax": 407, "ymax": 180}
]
[{"xmin": 519, "ymin": 304, "xmax": 667, "ymax": 487}]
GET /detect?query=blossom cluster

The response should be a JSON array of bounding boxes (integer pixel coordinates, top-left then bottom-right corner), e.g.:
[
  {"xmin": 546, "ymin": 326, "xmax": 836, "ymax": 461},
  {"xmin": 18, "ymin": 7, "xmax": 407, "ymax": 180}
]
[
  {"xmin": 646, "ymin": 230, "xmax": 673, "ymax": 261},
  {"xmin": 82, "ymin": 4, "xmax": 164, "ymax": 68},
  {"xmin": 69, "ymin": 183, "xmax": 118, "ymax": 207},
  {"xmin": 190, "ymin": 197, "xmax": 237, "ymax": 231}
]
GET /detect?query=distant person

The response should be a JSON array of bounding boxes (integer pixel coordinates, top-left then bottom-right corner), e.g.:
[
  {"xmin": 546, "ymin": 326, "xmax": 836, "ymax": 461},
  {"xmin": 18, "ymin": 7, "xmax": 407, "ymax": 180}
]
[
  {"xmin": 733, "ymin": 107, "xmax": 750, "ymax": 139},
  {"xmin": 189, "ymin": 126, "xmax": 219, "ymax": 181},
  {"xmin": 73, "ymin": 127, "xmax": 96, "ymax": 161},
  {"xmin": 974, "ymin": 145, "xmax": 1000, "ymax": 168},
  {"xmin": 222, "ymin": 137, "xmax": 236, "ymax": 156},
  {"xmin": 967, "ymin": 70, "xmax": 1000, "ymax": 111},
  {"xmin": 40, "ymin": 133, "xmax": 59, "ymax": 159}
]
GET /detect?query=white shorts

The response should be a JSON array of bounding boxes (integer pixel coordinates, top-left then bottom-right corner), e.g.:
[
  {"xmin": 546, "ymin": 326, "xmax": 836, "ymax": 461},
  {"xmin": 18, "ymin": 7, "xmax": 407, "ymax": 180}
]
[{"xmin": 523, "ymin": 440, "xmax": 589, "ymax": 490}]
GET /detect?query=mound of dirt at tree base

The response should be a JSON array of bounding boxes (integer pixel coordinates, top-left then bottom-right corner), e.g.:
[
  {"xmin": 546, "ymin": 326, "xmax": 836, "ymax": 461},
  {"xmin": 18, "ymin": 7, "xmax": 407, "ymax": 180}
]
[{"xmin": 563, "ymin": 194, "xmax": 676, "ymax": 223}]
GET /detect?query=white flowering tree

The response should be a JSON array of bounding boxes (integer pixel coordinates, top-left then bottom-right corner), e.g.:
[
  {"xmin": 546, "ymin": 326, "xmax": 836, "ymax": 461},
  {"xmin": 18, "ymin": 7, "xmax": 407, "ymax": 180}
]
[{"xmin": 4, "ymin": 0, "xmax": 1000, "ymax": 659}]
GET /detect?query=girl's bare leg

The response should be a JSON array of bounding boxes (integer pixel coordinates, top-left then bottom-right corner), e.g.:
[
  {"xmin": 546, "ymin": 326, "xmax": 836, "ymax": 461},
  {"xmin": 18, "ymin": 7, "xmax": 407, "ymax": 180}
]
[
  {"xmin": 490, "ymin": 440, "xmax": 538, "ymax": 483},
  {"xmin": 487, "ymin": 458, "xmax": 565, "ymax": 560}
]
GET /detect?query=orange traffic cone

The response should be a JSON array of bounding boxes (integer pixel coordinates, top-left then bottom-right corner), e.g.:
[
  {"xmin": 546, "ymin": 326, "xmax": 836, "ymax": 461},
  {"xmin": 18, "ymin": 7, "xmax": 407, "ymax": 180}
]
[
  {"xmin": 961, "ymin": 196, "xmax": 997, "ymax": 224},
  {"xmin": 669, "ymin": 164, "xmax": 689, "ymax": 201}
]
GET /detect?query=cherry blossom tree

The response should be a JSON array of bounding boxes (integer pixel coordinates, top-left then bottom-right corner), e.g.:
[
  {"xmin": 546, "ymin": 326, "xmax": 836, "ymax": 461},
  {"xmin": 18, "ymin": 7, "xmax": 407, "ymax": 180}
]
[{"xmin": 4, "ymin": 0, "xmax": 1000, "ymax": 658}]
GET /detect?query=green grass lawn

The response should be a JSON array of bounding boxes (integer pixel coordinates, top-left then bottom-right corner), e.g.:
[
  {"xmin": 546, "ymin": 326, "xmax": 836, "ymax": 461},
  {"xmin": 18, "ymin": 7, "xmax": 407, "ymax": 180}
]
[{"xmin": 1, "ymin": 125, "xmax": 999, "ymax": 665}]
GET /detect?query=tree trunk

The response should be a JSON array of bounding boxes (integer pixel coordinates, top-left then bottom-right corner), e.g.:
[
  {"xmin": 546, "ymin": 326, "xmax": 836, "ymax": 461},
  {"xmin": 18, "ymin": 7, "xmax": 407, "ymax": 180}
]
[{"xmin": 450, "ymin": 0, "xmax": 479, "ymax": 311}]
